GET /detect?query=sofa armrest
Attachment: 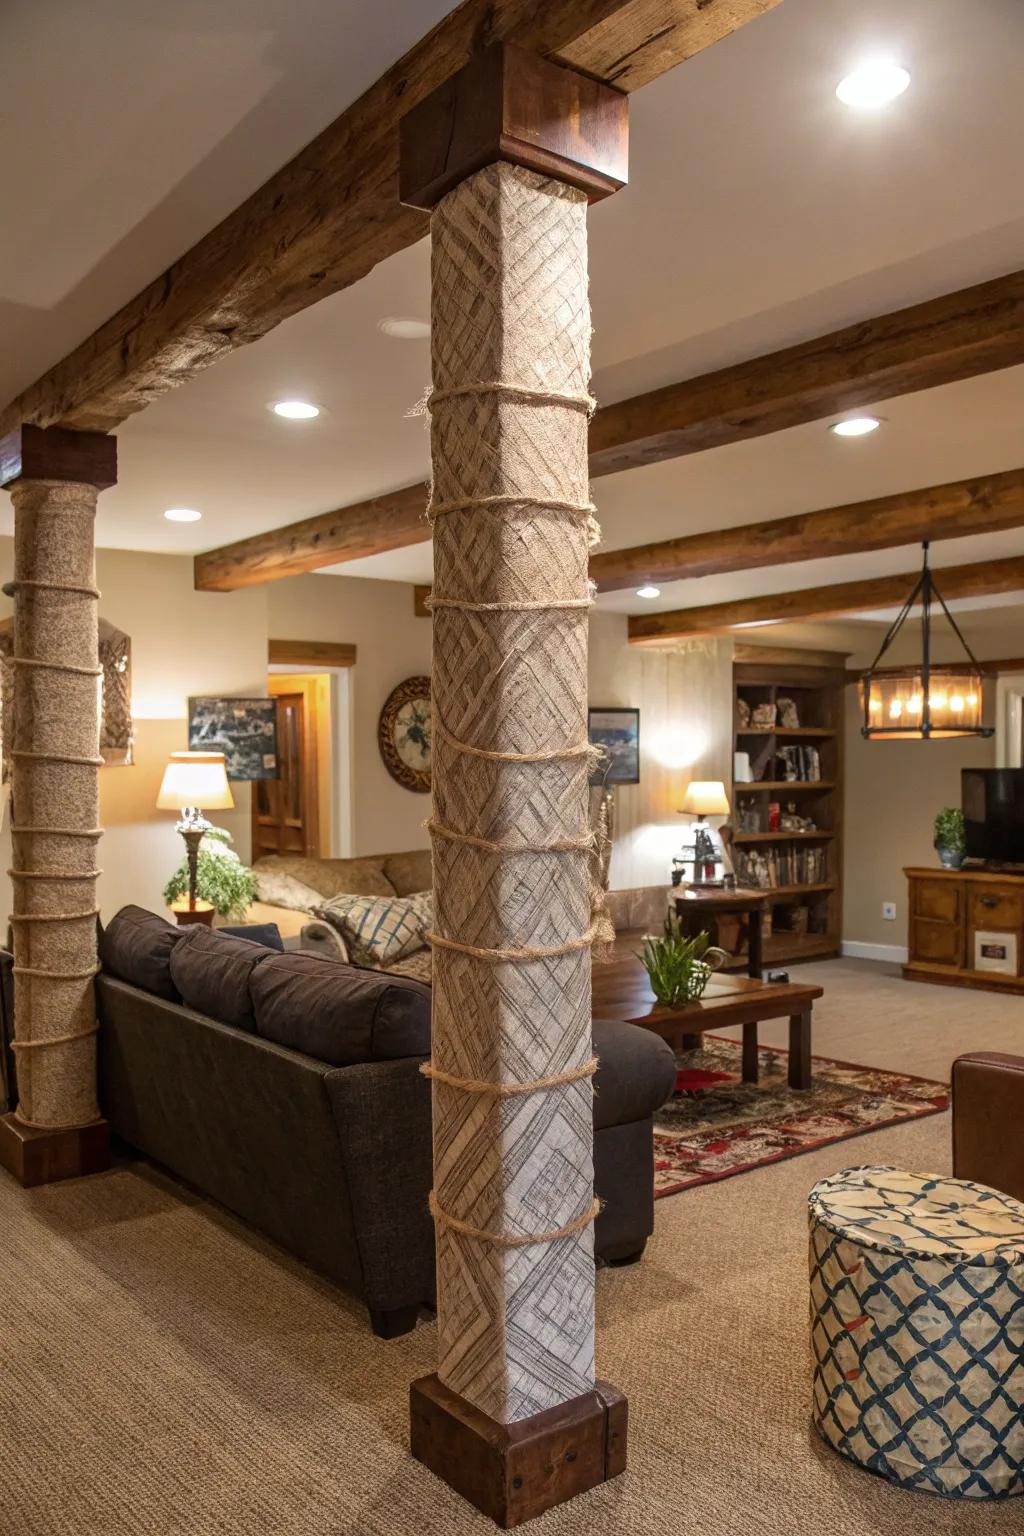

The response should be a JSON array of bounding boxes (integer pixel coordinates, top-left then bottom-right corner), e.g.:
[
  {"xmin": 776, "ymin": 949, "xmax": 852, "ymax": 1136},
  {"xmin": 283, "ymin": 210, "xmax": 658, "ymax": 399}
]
[
  {"xmin": 592, "ymin": 1018, "xmax": 676, "ymax": 1130},
  {"xmin": 322, "ymin": 1057, "xmax": 434, "ymax": 1313},
  {"xmin": 952, "ymin": 1052, "xmax": 1024, "ymax": 1203},
  {"xmin": 299, "ymin": 920, "xmax": 349, "ymax": 963}
]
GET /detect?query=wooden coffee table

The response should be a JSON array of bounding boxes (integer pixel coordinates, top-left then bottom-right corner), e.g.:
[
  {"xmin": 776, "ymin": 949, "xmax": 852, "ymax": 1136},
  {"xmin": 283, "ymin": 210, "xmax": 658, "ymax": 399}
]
[{"xmin": 592, "ymin": 945, "xmax": 823, "ymax": 1089}]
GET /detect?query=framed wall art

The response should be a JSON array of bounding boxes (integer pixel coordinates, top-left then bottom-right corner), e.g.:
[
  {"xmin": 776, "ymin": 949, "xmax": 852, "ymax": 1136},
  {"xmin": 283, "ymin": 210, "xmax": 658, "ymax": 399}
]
[
  {"xmin": 188, "ymin": 696, "xmax": 279, "ymax": 781},
  {"xmin": 588, "ymin": 707, "xmax": 640, "ymax": 786}
]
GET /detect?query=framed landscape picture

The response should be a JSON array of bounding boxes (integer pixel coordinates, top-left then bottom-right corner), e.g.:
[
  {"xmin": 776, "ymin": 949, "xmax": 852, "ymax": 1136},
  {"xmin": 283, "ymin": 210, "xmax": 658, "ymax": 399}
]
[
  {"xmin": 188, "ymin": 696, "xmax": 279, "ymax": 781},
  {"xmin": 588, "ymin": 707, "xmax": 640, "ymax": 785}
]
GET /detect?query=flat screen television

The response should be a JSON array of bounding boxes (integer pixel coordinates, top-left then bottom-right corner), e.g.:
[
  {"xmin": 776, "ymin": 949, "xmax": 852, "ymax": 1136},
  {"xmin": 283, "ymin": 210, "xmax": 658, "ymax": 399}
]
[{"xmin": 962, "ymin": 768, "xmax": 1024, "ymax": 864}]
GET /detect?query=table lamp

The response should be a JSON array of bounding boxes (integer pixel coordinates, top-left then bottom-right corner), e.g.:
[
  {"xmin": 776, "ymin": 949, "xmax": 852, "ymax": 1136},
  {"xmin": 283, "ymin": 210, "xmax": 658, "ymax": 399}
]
[
  {"xmin": 156, "ymin": 751, "xmax": 234, "ymax": 911},
  {"xmin": 679, "ymin": 780, "xmax": 731, "ymax": 886}
]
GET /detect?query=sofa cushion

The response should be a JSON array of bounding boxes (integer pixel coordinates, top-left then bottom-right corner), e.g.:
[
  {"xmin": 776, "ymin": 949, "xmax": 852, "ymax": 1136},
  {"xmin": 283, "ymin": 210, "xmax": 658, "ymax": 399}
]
[
  {"xmin": 250, "ymin": 951, "xmax": 431, "ymax": 1065},
  {"xmin": 383, "ymin": 850, "xmax": 433, "ymax": 897},
  {"xmin": 313, "ymin": 891, "xmax": 432, "ymax": 968},
  {"xmin": 251, "ymin": 854, "xmax": 395, "ymax": 900},
  {"xmin": 218, "ymin": 921, "xmax": 285, "ymax": 951},
  {"xmin": 99, "ymin": 906, "xmax": 185, "ymax": 1001},
  {"xmin": 169, "ymin": 926, "xmax": 276, "ymax": 1031},
  {"xmin": 250, "ymin": 865, "xmax": 325, "ymax": 913},
  {"xmin": 591, "ymin": 1018, "xmax": 676, "ymax": 1130}
]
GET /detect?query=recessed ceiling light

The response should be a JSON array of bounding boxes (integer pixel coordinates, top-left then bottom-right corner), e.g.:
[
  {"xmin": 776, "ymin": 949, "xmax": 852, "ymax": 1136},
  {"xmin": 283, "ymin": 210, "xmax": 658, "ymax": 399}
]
[
  {"xmin": 270, "ymin": 399, "xmax": 320, "ymax": 420},
  {"xmin": 830, "ymin": 416, "xmax": 882, "ymax": 438},
  {"xmin": 164, "ymin": 507, "xmax": 203, "ymax": 523},
  {"xmin": 836, "ymin": 62, "xmax": 910, "ymax": 109},
  {"xmin": 378, "ymin": 316, "xmax": 430, "ymax": 340},
  {"xmin": 635, "ymin": 584, "xmax": 661, "ymax": 600}
]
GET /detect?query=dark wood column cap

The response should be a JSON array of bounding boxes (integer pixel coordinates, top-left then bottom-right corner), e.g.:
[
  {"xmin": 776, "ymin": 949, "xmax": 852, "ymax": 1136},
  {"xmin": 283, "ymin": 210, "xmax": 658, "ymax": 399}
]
[
  {"xmin": 1, "ymin": 423, "xmax": 117, "ymax": 490},
  {"xmin": 399, "ymin": 41, "xmax": 628, "ymax": 211}
]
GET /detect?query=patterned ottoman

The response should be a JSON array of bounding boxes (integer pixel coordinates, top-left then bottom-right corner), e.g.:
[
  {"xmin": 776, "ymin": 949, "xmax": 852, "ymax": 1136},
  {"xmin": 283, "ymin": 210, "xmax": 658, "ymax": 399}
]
[{"xmin": 809, "ymin": 1165, "xmax": 1024, "ymax": 1499}]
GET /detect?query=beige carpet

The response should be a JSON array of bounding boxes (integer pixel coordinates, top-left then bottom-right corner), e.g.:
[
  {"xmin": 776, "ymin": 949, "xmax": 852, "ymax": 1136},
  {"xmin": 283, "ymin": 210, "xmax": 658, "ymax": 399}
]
[{"xmin": 2, "ymin": 960, "xmax": 1023, "ymax": 1535}]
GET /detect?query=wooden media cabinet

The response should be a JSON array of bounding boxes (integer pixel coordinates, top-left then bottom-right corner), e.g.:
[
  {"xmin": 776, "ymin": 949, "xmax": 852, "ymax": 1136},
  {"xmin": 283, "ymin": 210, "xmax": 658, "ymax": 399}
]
[{"xmin": 904, "ymin": 865, "xmax": 1024, "ymax": 996}]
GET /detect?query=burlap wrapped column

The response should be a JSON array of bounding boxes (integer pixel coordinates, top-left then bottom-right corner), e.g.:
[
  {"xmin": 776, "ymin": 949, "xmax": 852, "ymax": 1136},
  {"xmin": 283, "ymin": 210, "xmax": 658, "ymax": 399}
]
[
  {"xmin": 427, "ymin": 161, "xmax": 599, "ymax": 1425},
  {"xmin": 8, "ymin": 479, "xmax": 103, "ymax": 1131}
]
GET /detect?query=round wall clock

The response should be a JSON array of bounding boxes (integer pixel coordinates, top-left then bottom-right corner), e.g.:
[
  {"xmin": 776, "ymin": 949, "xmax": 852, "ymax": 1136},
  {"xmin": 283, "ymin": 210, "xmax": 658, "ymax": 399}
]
[{"xmin": 378, "ymin": 676, "xmax": 432, "ymax": 793}]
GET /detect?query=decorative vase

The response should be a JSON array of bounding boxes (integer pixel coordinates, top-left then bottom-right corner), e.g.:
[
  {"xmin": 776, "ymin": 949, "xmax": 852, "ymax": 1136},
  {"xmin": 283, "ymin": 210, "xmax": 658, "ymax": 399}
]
[{"xmin": 937, "ymin": 846, "xmax": 965, "ymax": 870}]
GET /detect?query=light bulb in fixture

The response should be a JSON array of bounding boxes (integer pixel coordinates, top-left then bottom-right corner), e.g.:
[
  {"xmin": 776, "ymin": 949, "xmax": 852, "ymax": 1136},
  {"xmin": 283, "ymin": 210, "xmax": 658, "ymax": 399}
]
[
  {"xmin": 378, "ymin": 317, "xmax": 431, "ymax": 340},
  {"xmin": 836, "ymin": 62, "xmax": 910, "ymax": 109},
  {"xmin": 830, "ymin": 416, "xmax": 881, "ymax": 438},
  {"xmin": 635, "ymin": 584, "xmax": 661, "ymax": 600},
  {"xmin": 271, "ymin": 400, "xmax": 320, "ymax": 420},
  {"xmin": 164, "ymin": 507, "xmax": 203, "ymax": 523}
]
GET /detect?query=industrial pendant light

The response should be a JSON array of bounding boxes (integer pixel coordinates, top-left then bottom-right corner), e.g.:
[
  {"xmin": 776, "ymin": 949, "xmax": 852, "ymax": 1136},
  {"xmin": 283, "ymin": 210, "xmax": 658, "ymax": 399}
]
[{"xmin": 860, "ymin": 542, "xmax": 993, "ymax": 740}]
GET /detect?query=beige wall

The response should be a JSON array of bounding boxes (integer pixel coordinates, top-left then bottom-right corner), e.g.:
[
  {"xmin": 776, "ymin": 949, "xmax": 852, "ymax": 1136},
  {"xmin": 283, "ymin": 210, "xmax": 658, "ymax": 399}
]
[
  {"xmin": 589, "ymin": 614, "xmax": 734, "ymax": 890},
  {"xmin": 842, "ymin": 684, "xmax": 996, "ymax": 953},
  {"xmin": 268, "ymin": 573, "xmax": 432, "ymax": 856}
]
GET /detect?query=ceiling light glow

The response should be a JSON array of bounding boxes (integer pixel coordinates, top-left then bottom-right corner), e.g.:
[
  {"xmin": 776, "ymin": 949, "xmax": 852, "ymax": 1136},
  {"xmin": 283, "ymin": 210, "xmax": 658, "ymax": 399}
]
[
  {"xmin": 271, "ymin": 400, "xmax": 320, "ymax": 420},
  {"xmin": 164, "ymin": 507, "xmax": 202, "ymax": 523},
  {"xmin": 635, "ymin": 584, "xmax": 661, "ymax": 599},
  {"xmin": 836, "ymin": 62, "xmax": 910, "ymax": 109},
  {"xmin": 831, "ymin": 416, "xmax": 881, "ymax": 438},
  {"xmin": 378, "ymin": 317, "xmax": 431, "ymax": 340}
]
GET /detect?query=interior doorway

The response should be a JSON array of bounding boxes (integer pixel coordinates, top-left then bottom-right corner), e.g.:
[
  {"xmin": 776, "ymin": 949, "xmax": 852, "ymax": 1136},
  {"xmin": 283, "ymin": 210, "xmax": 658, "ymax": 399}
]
[{"xmin": 252, "ymin": 675, "xmax": 327, "ymax": 861}]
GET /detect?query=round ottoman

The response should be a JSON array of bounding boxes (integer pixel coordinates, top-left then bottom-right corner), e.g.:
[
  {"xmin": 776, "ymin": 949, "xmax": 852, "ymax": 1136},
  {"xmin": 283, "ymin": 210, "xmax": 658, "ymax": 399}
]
[{"xmin": 808, "ymin": 1165, "xmax": 1024, "ymax": 1500}]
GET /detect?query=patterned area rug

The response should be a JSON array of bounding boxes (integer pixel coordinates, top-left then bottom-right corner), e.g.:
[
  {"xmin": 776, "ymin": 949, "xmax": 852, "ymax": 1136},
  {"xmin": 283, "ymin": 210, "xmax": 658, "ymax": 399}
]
[{"xmin": 654, "ymin": 1036, "xmax": 948, "ymax": 1199}]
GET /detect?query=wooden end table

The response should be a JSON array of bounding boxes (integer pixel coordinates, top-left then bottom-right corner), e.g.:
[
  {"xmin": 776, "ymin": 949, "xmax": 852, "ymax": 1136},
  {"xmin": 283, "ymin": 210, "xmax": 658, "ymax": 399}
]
[
  {"xmin": 672, "ymin": 885, "xmax": 768, "ymax": 979},
  {"xmin": 592, "ymin": 944, "xmax": 822, "ymax": 1089}
]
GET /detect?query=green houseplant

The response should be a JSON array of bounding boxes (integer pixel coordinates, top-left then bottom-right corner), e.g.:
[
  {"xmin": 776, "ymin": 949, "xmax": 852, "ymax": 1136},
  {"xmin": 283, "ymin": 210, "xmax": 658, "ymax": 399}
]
[
  {"xmin": 638, "ymin": 918, "xmax": 727, "ymax": 1007},
  {"xmin": 163, "ymin": 826, "xmax": 256, "ymax": 919},
  {"xmin": 933, "ymin": 807, "xmax": 966, "ymax": 870}
]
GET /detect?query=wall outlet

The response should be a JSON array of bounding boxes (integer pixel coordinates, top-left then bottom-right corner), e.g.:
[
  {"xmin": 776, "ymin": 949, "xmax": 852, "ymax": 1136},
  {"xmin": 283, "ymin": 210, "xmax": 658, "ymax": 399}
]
[{"xmin": 882, "ymin": 902, "xmax": 897, "ymax": 922}]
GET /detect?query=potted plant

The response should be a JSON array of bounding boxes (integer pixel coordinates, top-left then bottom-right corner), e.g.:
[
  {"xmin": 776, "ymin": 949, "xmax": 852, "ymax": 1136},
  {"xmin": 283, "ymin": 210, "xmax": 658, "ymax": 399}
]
[
  {"xmin": 933, "ymin": 807, "xmax": 966, "ymax": 870},
  {"xmin": 638, "ymin": 918, "xmax": 728, "ymax": 1007},
  {"xmin": 163, "ymin": 826, "xmax": 256, "ymax": 919}
]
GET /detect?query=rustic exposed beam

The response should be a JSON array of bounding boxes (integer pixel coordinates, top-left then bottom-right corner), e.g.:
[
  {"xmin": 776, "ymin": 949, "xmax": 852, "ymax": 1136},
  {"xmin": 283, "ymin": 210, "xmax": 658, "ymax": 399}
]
[
  {"xmin": 197, "ymin": 462, "xmax": 1024, "ymax": 594},
  {"xmin": 195, "ymin": 483, "xmax": 429, "ymax": 591},
  {"xmin": 268, "ymin": 638, "xmax": 357, "ymax": 668},
  {"xmin": 589, "ymin": 268, "xmax": 1024, "ymax": 478},
  {"xmin": 590, "ymin": 467, "xmax": 1024, "ymax": 591},
  {"xmin": 735, "ymin": 643, "xmax": 850, "ymax": 668},
  {"xmin": 629, "ymin": 556, "xmax": 1024, "ymax": 643},
  {"xmin": 1, "ymin": 0, "xmax": 779, "ymax": 437}
]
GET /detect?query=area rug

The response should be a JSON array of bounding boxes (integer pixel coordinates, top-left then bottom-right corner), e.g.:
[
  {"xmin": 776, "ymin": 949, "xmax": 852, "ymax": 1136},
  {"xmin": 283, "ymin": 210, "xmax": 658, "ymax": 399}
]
[{"xmin": 654, "ymin": 1036, "xmax": 948, "ymax": 1199}]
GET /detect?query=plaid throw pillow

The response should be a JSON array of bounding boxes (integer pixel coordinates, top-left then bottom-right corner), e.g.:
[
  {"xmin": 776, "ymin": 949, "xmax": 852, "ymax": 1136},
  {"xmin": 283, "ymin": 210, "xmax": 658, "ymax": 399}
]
[{"xmin": 313, "ymin": 891, "xmax": 432, "ymax": 968}]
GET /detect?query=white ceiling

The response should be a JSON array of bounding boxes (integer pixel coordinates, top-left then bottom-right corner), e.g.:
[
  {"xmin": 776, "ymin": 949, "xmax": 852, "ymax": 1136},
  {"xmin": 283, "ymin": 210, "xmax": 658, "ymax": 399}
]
[{"xmin": 3, "ymin": 0, "xmax": 1024, "ymax": 631}]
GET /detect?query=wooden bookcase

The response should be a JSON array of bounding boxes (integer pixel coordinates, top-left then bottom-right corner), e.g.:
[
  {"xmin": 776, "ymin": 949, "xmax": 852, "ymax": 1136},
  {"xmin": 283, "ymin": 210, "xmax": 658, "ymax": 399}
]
[{"xmin": 730, "ymin": 657, "xmax": 846, "ymax": 969}]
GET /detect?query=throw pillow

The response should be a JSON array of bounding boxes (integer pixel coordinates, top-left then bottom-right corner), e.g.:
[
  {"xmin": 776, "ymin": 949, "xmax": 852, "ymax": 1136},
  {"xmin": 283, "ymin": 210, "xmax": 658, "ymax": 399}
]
[
  {"xmin": 251, "ymin": 866, "xmax": 326, "ymax": 913},
  {"xmin": 313, "ymin": 891, "xmax": 432, "ymax": 968}
]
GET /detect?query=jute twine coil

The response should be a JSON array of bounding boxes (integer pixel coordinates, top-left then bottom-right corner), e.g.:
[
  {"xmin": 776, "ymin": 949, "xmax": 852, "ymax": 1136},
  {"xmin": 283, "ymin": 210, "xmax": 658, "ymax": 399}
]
[
  {"xmin": 9, "ymin": 477, "xmax": 103, "ymax": 1130},
  {"xmin": 421, "ymin": 1054, "xmax": 598, "ymax": 1096},
  {"xmin": 429, "ymin": 1190, "xmax": 601, "ymax": 1250},
  {"xmin": 426, "ymin": 165, "xmax": 602, "ymax": 1416}
]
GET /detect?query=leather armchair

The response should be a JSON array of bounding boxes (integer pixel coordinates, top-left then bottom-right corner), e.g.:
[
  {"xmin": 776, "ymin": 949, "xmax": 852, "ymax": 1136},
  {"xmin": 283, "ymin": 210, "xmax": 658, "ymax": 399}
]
[{"xmin": 951, "ymin": 1052, "xmax": 1024, "ymax": 1203}]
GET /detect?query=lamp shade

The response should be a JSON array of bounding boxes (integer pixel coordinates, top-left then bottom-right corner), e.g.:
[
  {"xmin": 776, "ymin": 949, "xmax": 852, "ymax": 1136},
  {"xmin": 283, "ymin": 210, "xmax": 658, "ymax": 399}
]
[
  {"xmin": 680, "ymin": 780, "xmax": 730, "ymax": 816},
  {"xmin": 156, "ymin": 752, "xmax": 234, "ymax": 811}
]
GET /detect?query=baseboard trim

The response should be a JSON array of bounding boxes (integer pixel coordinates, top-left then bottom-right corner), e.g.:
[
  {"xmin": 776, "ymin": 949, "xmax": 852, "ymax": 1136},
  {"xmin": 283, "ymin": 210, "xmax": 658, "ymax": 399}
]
[{"xmin": 841, "ymin": 940, "xmax": 908, "ymax": 965}]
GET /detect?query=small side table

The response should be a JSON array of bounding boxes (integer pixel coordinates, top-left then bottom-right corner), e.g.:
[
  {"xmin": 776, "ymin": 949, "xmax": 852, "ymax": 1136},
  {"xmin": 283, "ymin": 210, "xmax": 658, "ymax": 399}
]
[
  {"xmin": 673, "ymin": 885, "xmax": 768, "ymax": 980},
  {"xmin": 169, "ymin": 899, "xmax": 216, "ymax": 928}
]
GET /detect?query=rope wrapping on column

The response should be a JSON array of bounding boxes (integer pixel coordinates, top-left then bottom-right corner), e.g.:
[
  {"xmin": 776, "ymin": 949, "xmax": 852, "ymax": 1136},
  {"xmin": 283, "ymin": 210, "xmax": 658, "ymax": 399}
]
[
  {"xmin": 8, "ymin": 478, "xmax": 103, "ymax": 1132},
  {"xmin": 426, "ymin": 163, "xmax": 608, "ymax": 1424}
]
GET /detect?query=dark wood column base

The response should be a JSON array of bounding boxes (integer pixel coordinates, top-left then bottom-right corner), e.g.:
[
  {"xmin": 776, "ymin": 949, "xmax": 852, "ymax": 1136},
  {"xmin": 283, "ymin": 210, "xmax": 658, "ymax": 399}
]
[
  {"xmin": 410, "ymin": 1373, "xmax": 627, "ymax": 1528},
  {"xmin": 0, "ymin": 1112, "xmax": 111, "ymax": 1188}
]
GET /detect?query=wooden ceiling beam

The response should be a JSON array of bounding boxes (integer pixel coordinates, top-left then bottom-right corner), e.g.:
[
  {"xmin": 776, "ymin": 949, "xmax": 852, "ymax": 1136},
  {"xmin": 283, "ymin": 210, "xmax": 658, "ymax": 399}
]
[
  {"xmin": 629, "ymin": 555, "xmax": 1024, "ymax": 644},
  {"xmin": 0, "ymin": 0, "xmax": 780, "ymax": 437},
  {"xmin": 590, "ymin": 466, "xmax": 1024, "ymax": 591},
  {"xmin": 196, "ymin": 463, "xmax": 1024, "ymax": 594},
  {"xmin": 194, "ymin": 482, "xmax": 429, "ymax": 591},
  {"xmin": 588, "ymin": 267, "xmax": 1024, "ymax": 477}
]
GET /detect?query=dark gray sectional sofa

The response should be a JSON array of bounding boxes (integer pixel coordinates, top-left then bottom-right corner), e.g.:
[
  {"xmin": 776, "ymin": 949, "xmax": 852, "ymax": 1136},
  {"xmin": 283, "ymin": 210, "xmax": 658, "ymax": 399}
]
[{"xmin": 9, "ymin": 908, "xmax": 676, "ymax": 1336}]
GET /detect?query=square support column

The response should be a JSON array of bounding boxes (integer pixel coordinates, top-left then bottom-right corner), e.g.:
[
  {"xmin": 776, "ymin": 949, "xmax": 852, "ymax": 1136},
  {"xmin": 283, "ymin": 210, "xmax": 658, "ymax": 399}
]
[
  {"xmin": 0, "ymin": 423, "xmax": 116, "ymax": 1186},
  {"xmin": 400, "ymin": 43, "xmax": 628, "ymax": 1527}
]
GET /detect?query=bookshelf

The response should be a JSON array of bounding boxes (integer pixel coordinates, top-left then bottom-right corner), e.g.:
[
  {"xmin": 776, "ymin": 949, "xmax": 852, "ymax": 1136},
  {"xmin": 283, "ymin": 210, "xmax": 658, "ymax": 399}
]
[{"xmin": 730, "ymin": 655, "xmax": 846, "ymax": 969}]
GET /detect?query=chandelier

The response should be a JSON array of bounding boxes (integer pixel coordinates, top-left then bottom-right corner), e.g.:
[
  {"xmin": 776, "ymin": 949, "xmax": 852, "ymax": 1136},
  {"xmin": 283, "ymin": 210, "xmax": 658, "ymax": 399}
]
[{"xmin": 860, "ymin": 542, "xmax": 993, "ymax": 740}]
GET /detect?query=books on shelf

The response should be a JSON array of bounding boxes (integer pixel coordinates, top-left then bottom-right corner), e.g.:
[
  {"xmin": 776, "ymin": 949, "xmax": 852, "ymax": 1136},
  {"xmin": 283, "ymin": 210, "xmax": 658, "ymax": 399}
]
[
  {"xmin": 734, "ymin": 844, "xmax": 827, "ymax": 889},
  {"xmin": 777, "ymin": 744, "xmax": 821, "ymax": 781}
]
